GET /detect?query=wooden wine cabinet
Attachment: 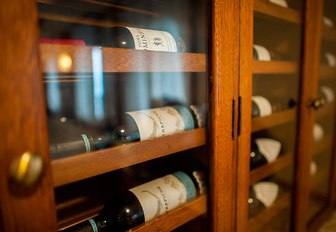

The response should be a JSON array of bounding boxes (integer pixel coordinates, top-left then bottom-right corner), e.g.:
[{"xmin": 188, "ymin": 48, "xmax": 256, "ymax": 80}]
[{"xmin": 1, "ymin": 0, "xmax": 336, "ymax": 232}]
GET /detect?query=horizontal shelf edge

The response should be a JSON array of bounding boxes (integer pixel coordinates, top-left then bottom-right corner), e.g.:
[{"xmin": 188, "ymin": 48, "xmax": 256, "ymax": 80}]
[
  {"xmin": 254, "ymin": 0, "xmax": 301, "ymax": 24},
  {"xmin": 131, "ymin": 195, "xmax": 207, "ymax": 232},
  {"xmin": 252, "ymin": 109, "xmax": 296, "ymax": 132},
  {"xmin": 40, "ymin": 44, "xmax": 207, "ymax": 74},
  {"xmin": 250, "ymin": 152, "xmax": 292, "ymax": 185},
  {"xmin": 52, "ymin": 128, "xmax": 206, "ymax": 187},
  {"xmin": 253, "ymin": 61, "xmax": 298, "ymax": 74}
]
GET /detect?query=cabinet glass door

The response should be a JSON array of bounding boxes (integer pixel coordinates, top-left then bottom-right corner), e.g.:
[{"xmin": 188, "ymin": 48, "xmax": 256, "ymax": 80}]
[
  {"xmin": 308, "ymin": 0, "xmax": 336, "ymax": 225},
  {"xmin": 248, "ymin": 0, "xmax": 304, "ymax": 231},
  {"xmin": 36, "ymin": 0, "xmax": 210, "ymax": 230}
]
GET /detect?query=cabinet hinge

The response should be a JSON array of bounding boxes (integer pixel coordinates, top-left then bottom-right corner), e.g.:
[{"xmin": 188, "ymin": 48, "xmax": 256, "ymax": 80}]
[
  {"xmin": 232, "ymin": 97, "xmax": 242, "ymax": 139},
  {"xmin": 232, "ymin": 99, "xmax": 236, "ymax": 139},
  {"xmin": 238, "ymin": 96, "xmax": 242, "ymax": 136}
]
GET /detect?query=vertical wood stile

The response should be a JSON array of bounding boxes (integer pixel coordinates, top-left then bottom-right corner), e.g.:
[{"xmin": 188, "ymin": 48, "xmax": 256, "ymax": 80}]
[
  {"xmin": 294, "ymin": 0, "xmax": 324, "ymax": 231},
  {"xmin": 211, "ymin": 0, "xmax": 241, "ymax": 231},
  {"xmin": 0, "ymin": 0, "xmax": 57, "ymax": 231},
  {"xmin": 236, "ymin": 0, "xmax": 254, "ymax": 231}
]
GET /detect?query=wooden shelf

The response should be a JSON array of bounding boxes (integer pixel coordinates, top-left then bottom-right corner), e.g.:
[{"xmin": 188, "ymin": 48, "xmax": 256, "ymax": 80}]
[
  {"xmin": 59, "ymin": 195, "xmax": 207, "ymax": 231},
  {"xmin": 322, "ymin": 26, "xmax": 336, "ymax": 42},
  {"xmin": 313, "ymin": 135, "xmax": 333, "ymax": 157},
  {"xmin": 249, "ymin": 192, "xmax": 291, "ymax": 232},
  {"xmin": 319, "ymin": 65, "xmax": 336, "ymax": 79},
  {"xmin": 52, "ymin": 128, "xmax": 206, "ymax": 187},
  {"xmin": 38, "ymin": 0, "xmax": 160, "ymax": 17},
  {"xmin": 250, "ymin": 153, "xmax": 292, "ymax": 185},
  {"xmin": 316, "ymin": 102, "xmax": 335, "ymax": 119},
  {"xmin": 39, "ymin": 43, "xmax": 206, "ymax": 74},
  {"xmin": 253, "ymin": 61, "xmax": 298, "ymax": 74},
  {"xmin": 252, "ymin": 109, "xmax": 296, "ymax": 132},
  {"xmin": 254, "ymin": 0, "xmax": 301, "ymax": 24},
  {"xmin": 40, "ymin": 44, "xmax": 206, "ymax": 74},
  {"xmin": 132, "ymin": 195, "xmax": 207, "ymax": 232}
]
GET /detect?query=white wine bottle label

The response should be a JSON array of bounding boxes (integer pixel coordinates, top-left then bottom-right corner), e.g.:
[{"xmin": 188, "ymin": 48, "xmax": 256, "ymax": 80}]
[
  {"xmin": 255, "ymin": 138, "xmax": 281, "ymax": 163},
  {"xmin": 253, "ymin": 182, "xmax": 279, "ymax": 207},
  {"xmin": 127, "ymin": 106, "xmax": 190, "ymax": 141},
  {"xmin": 325, "ymin": 52, "xmax": 336, "ymax": 66},
  {"xmin": 310, "ymin": 161, "xmax": 317, "ymax": 176},
  {"xmin": 321, "ymin": 86, "xmax": 335, "ymax": 102},
  {"xmin": 323, "ymin": 16, "xmax": 334, "ymax": 27},
  {"xmin": 253, "ymin": 45, "xmax": 271, "ymax": 61},
  {"xmin": 269, "ymin": 0, "xmax": 288, "ymax": 7},
  {"xmin": 129, "ymin": 172, "xmax": 196, "ymax": 222},
  {"xmin": 313, "ymin": 123, "xmax": 324, "ymax": 142},
  {"xmin": 125, "ymin": 27, "xmax": 177, "ymax": 52},
  {"xmin": 252, "ymin": 96, "xmax": 272, "ymax": 116}
]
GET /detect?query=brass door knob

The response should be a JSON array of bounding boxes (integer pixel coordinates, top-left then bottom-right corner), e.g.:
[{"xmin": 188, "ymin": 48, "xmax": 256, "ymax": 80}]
[
  {"xmin": 9, "ymin": 152, "xmax": 44, "ymax": 186},
  {"xmin": 307, "ymin": 97, "xmax": 326, "ymax": 110}
]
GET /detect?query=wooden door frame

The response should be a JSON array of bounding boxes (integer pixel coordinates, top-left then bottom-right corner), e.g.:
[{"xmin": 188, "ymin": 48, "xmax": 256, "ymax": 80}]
[
  {"xmin": 0, "ymin": 0, "xmax": 57, "ymax": 231},
  {"xmin": 293, "ymin": 0, "xmax": 324, "ymax": 231},
  {"xmin": 211, "ymin": 0, "xmax": 242, "ymax": 231}
]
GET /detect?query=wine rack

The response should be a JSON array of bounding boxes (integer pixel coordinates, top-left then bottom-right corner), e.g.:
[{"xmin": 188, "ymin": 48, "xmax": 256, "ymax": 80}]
[
  {"xmin": 39, "ymin": 0, "xmax": 211, "ymax": 231},
  {"xmin": 3, "ymin": 0, "xmax": 336, "ymax": 231},
  {"xmin": 246, "ymin": 0, "xmax": 303, "ymax": 230}
]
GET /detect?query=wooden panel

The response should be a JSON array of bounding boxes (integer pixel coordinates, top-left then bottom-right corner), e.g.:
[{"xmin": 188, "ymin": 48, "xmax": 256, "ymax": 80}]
[
  {"xmin": 252, "ymin": 109, "xmax": 296, "ymax": 132},
  {"xmin": 0, "ymin": 0, "xmax": 57, "ymax": 231},
  {"xmin": 211, "ymin": 0, "xmax": 240, "ymax": 231},
  {"xmin": 132, "ymin": 195, "xmax": 207, "ymax": 232},
  {"xmin": 236, "ymin": 0, "xmax": 254, "ymax": 231},
  {"xmin": 293, "ymin": 0, "xmax": 324, "ymax": 231},
  {"xmin": 250, "ymin": 153, "xmax": 293, "ymax": 185},
  {"xmin": 40, "ymin": 44, "xmax": 206, "ymax": 73},
  {"xmin": 249, "ymin": 193, "xmax": 291, "ymax": 232},
  {"xmin": 253, "ymin": 61, "xmax": 298, "ymax": 74},
  {"xmin": 52, "ymin": 128, "xmax": 206, "ymax": 187},
  {"xmin": 254, "ymin": 0, "xmax": 301, "ymax": 24}
]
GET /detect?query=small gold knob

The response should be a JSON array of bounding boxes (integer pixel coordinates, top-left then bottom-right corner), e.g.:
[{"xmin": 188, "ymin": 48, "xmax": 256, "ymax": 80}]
[{"xmin": 9, "ymin": 152, "xmax": 44, "ymax": 186}]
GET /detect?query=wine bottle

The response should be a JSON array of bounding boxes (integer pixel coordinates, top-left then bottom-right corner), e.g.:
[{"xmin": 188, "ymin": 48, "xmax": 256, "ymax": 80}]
[
  {"xmin": 252, "ymin": 96, "xmax": 296, "ymax": 118},
  {"xmin": 320, "ymin": 86, "xmax": 335, "ymax": 103},
  {"xmin": 111, "ymin": 104, "xmax": 206, "ymax": 146},
  {"xmin": 252, "ymin": 96, "xmax": 272, "ymax": 117},
  {"xmin": 253, "ymin": 44, "xmax": 281, "ymax": 61},
  {"xmin": 313, "ymin": 123, "xmax": 324, "ymax": 142},
  {"xmin": 248, "ymin": 182, "xmax": 279, "ymax": 217},
  {"xmin": 323, "ymin": 52, "xmax": 336, "ymax": 67},
  {"xmin": 250, "ymin": 138, "xmax": 282, "ymax": 170},
  {"xmin": 109, "ymin": 26, "xmax": 186, "ymax": 52},
  {"xmin": 50, "ymin": 132, "xmax": 113, "ymax": 159},
  {"xmin": 63, "ymin": 170, "xmax": 206, "ymax": 232},
  {"xmin": 269, "ymin": 0, "xmax": 288, "ymax": 8},
  {"xmin": 323, "ymin": 16, "xmax": 334, "ymax": 27}
]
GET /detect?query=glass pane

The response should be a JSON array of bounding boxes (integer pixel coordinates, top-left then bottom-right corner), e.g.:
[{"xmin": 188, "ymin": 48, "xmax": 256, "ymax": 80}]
[
  {"xmin": 37, "ymin": 0, "xmax": 210, "ymax": 230},
  {"xmin": 308, "ymin": 0, "xmax": 336, "ymax": 221},
  {"xmin": 249, "ymin": 0, "xmax": 304, "ymax": 231}
]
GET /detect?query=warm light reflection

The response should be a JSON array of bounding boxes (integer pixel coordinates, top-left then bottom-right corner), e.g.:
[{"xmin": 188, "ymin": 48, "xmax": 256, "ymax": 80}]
[{"xmin": 57, "ymin": 53, "xmax": 72, "ymax": 72}]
